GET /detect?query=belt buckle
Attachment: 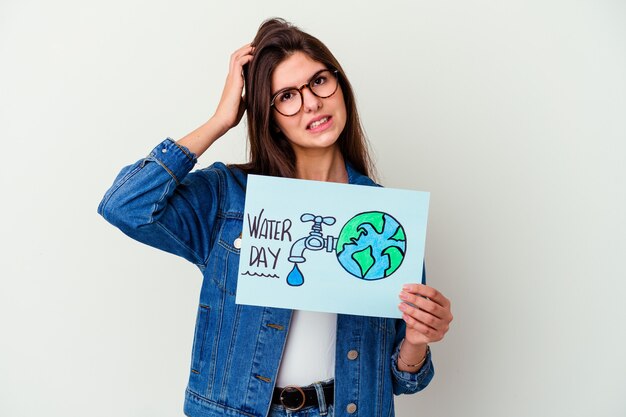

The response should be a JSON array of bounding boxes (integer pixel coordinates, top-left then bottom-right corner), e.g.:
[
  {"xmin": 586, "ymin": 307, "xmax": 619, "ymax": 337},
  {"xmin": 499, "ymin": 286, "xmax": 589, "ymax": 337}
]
[{"xmin": 279, "ymin": 385, "xmax": 306, "ymax": 411}]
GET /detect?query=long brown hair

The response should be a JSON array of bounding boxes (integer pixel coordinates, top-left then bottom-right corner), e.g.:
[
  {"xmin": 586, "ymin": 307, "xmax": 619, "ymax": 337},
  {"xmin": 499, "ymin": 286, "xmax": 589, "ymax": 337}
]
[{"xmin": 235, "ymin": 18, "xmax": 374, "ymax": 179}]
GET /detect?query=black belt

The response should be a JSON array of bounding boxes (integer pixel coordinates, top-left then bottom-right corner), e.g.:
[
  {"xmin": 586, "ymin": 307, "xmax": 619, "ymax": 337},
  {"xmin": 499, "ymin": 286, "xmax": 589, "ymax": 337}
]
[{"xmin": 271, "ymin": 382, "xmax": 334, "ymax": 411}]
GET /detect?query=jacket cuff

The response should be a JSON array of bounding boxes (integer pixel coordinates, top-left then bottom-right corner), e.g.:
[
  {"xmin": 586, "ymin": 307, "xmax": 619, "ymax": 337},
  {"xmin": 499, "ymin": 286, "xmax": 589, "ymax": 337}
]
[
  {"xmin": 391, "ymin": 342, "xmax": 434, "ymax": 394},
  {"xmin": 147, "ymin": 138, "xmax": 197, "ymax": 184}
]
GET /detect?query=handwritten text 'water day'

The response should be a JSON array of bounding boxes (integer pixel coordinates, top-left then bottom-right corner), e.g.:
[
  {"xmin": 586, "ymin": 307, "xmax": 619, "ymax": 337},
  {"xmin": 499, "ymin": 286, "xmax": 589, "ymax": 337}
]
[{"xmin": 247, "ymin": 209, "xmax": 292, "ymax": 270}]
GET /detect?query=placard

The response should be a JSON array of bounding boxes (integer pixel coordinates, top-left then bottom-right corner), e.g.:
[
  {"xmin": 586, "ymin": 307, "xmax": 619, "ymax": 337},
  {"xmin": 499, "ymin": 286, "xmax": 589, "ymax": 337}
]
[{"xmin": 235, "ymin": 175, "xmax": 429, "ymax": 318}]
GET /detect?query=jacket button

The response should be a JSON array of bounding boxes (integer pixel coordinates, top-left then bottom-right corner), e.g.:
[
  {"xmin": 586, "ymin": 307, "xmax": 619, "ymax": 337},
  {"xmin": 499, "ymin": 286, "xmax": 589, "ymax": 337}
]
[
  {"xmin": 233, "ymin": 237, "xmax": 242, "ymax": 249},
  {"xmin": 347, "ymin": 350, "xmax": 359, "ymax": 360},
  {"xmin": 346, "ymin": 403, "xmax": 357, "ymax": 414}
]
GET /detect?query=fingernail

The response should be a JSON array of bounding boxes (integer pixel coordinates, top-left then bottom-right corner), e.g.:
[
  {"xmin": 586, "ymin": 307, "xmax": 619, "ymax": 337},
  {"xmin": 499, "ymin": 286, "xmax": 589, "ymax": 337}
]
[
  {"xmin": 399, "ymin": 292, "xmax": 408, "ymax": 300},
  {"xmin": 402, "ymin": 284, "xmax": 410, "ymax": 291}
]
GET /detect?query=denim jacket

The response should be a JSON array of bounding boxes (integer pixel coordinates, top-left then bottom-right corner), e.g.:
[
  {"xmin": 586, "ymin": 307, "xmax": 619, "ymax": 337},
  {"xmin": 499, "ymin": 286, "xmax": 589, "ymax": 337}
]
[{"xmin": 98, "ymin": 138, "xmax": 434, "ymax": 417}]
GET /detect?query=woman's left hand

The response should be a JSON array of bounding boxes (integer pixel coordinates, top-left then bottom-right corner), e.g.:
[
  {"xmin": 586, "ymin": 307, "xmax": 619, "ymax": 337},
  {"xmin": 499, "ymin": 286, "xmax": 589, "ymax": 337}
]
[{"xmin": 398, "ymin": 284, "xmax": 453, "ymax": 346}]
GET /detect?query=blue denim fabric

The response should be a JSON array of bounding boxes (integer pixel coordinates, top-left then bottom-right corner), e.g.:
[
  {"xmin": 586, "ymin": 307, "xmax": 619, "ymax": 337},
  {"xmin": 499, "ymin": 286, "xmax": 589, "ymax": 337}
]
[
  {"xmin": 268, "ymin": 404, "xmax": 334, "ymax": 417},
  {"xmin": 98, "ymin": 138, "xmax": 434, "ymax": 417}
]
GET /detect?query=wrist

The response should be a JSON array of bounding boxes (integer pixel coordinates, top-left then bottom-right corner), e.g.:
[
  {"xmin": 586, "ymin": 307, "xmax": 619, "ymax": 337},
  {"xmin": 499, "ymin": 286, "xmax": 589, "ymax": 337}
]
[
  {"xmin": 177, "ymin": 118, "xmax": 225, "ymax": 158},
  {"xmin": 397, "ymin": 339, "xmax": 429, "ymax": 372},
  {"xmin": 206, "ymin": 116, "xmax": 230, "ymax": 138},
  {"xmin": 401, "ymin": 338, "xmax": 428, "ymax": 350}
]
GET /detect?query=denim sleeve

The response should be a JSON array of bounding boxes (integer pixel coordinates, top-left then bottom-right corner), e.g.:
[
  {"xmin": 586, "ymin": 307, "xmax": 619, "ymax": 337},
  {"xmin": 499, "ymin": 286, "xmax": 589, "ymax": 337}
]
[
  {"xmin": 98, "ymin": 138, "xmax": 218, "ymax": 268},
  {"xmin": 390, "ymin": 321, "xmax": 435, "ymax": 395}
]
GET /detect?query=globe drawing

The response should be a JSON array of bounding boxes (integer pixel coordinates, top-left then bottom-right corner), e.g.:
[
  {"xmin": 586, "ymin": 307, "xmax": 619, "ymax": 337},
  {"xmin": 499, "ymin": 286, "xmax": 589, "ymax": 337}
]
[{"xmin": 336, "ymin": 211, "xmax": 406, "ymax": 280}]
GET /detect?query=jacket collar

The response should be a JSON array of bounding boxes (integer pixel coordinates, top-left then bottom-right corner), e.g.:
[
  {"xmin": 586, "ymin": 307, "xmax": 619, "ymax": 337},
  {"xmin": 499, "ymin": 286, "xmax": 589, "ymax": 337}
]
[{"xmin": 346, "ymin": 162, "xmax": 378, "ymax": 187}]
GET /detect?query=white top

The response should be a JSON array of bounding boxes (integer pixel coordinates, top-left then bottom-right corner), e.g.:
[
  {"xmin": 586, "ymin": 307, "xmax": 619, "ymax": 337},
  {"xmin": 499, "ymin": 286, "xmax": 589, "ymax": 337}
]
[{"xmin": 275, "ymin": 310, "xmax": 337, "ymax": 387}]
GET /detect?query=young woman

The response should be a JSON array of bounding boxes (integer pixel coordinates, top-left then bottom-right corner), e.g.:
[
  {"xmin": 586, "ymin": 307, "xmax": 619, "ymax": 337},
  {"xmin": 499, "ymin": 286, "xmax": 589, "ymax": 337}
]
[{"xmin": 99, "ymin": 18, "xmax": 452, "ymax": 417}]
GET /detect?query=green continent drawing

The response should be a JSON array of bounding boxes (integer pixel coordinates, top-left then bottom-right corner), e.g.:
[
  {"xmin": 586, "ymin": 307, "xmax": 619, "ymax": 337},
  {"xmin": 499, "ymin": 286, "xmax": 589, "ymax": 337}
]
[{"xmin": 336, "ymin": 212, "xmax": 406, "ymax": 280}]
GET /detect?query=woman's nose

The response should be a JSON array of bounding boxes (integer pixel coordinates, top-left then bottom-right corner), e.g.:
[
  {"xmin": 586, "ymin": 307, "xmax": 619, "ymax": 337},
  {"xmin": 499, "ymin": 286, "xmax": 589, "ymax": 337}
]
[{"xmin": 301, "ymin": 88, "xmax": 322, "ymax": 113}]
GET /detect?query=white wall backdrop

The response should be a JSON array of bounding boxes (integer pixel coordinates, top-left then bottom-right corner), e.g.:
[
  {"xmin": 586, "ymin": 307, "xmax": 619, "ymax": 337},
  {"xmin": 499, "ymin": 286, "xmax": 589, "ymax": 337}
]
[{"xmin": 1, "ymin": 0, "xmax": 625, "ymax": 416}]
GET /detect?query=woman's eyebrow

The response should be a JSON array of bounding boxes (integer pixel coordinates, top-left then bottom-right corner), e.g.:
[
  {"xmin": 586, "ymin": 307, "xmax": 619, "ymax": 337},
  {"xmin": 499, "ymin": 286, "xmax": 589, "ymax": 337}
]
[{"xmin": 272, "ymin": 68, "xmax": 328, "ymax": 95}]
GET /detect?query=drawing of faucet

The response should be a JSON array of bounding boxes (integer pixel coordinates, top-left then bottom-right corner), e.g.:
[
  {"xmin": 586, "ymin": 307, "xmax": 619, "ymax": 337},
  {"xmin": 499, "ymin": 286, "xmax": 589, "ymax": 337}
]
[{"xmin": 286, "ymin": 213, "xmax": 337, "ymax": 286}]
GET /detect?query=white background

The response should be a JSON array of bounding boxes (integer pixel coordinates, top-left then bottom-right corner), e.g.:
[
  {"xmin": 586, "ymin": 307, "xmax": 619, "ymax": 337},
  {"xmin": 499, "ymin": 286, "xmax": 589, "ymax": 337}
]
[{"xmin": 1, "ymin": 1, "xmax": 625, "ymax": 416}]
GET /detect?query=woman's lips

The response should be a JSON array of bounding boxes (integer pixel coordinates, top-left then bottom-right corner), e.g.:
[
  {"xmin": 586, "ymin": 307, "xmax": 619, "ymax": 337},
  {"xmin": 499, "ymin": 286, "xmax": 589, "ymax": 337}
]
[{"xmin": 306, "ymin": 116, "xmax": 333, "ymax": 132}]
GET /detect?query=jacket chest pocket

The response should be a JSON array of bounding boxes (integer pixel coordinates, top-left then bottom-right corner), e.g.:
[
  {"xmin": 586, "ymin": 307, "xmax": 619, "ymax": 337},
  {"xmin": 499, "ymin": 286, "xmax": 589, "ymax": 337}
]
[
  {"xmin": 190, "ymin": 304, "xmax": 212, "ymax": 374},
  {"xmin": 210, "ymin": 216, "xmax": 243, "ymax": 296}
]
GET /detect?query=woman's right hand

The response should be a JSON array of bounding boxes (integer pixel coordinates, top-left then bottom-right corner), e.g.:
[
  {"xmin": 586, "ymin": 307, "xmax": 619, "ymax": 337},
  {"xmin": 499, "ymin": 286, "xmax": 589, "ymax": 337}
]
[
  {"xmin": 176, "ymin": 44, "xmax": 254, "ymax": 158},
  {"xmin": 177, "ymin": 44, "xmax": 254, "ymax": 158},
  {"xmin": 212, "ymin": 43, "xmax": 255, "ymax": 134}
]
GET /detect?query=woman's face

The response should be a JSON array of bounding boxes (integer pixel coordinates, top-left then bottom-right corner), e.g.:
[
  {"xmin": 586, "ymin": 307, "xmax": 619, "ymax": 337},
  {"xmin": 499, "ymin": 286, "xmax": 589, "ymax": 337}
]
[{"xmin": 270, "ymin": 52, "xmax": 347, "ymax": 155}]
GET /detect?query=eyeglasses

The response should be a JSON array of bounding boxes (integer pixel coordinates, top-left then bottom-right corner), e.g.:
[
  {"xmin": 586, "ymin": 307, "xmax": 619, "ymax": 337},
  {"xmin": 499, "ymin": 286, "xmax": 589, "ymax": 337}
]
[{"xmin": 270, "ymin": 69, "xmax": 339, "ymax": 117}]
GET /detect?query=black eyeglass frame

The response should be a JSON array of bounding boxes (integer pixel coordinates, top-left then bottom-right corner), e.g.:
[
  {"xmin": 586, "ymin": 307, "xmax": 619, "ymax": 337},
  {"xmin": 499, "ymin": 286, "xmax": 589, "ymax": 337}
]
[{"xmin": 270, "ymin": 69, "xmax": 340, "ymax": 117}]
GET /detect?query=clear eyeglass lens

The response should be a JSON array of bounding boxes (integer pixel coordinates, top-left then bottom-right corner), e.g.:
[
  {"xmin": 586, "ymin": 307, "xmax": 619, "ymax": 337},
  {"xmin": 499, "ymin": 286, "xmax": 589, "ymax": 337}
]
[
  {"xmin": 275, "ymin": 90, "xmax": 301, "ymax": 116},
  {"xmin": 310, "ymin": 70, "xmax": 337, "ymax": 97},
  {"xmin": 275, "ymin": 70, "xmax": 337, "ymax": 116}
]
